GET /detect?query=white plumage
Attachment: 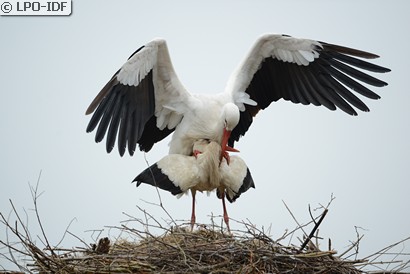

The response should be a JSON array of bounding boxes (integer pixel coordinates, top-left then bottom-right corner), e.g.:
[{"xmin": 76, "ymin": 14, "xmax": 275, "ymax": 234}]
[
  {"xmin": 86, "ymin": 34, "xmax": 390, "ymax": 159},
  {"xmin": 86, "ymin": 34, "xmax": 389, "ymax": 229},
  {"xmin": 134, "ymin": 139, "xmax": 255, "ymax": 230}
]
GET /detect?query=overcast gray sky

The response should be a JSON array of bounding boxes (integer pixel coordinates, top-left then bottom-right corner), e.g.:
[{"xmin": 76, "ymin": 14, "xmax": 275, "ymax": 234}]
[{"xmin": 1, "ymin": 0, "xmax": 409, "ymax": 271}]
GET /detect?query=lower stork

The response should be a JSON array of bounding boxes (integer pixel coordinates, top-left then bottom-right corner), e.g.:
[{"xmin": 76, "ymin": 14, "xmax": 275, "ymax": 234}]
[{"xmin": 133, "ymin": 139, "xmax": 255, "ymax": 231}]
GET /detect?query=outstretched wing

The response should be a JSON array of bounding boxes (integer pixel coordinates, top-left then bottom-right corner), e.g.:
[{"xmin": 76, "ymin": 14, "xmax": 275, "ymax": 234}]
[
  {"xmin": 86, "ymin": 39, "xmax": 192, "ymax": 156},
  {"xmin": 226, "ymin": 34, "xmax": 391, "ymax": 146}
]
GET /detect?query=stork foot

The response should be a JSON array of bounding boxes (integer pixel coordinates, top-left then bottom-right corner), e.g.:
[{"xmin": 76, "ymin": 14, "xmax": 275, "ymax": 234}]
[
  {"xmin": 220, "ymin": 145, "xmax": 239, "ymax": 165},
  {"xmin": 221, "ymin": 150, "xmax": 231, "ymax": 165}
]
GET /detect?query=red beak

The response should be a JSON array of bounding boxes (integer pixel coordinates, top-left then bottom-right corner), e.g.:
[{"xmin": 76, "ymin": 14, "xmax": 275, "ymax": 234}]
[
  {"xmin": 221, "ymin": 128, "xmax": 239, "ymax": 152},
  {"xmin": 220, "ymin": 128, "xmax": 240, "ymax": 164}
]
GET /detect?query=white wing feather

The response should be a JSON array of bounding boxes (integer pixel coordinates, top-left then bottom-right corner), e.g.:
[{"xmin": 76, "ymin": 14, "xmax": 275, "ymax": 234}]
[
  {"xmin": 225, "ymin": 34, "xmax": 322, "ymax": 105},
  {"xmin": 157, "ymin": 155, "xmax": 200, "ymax": 192},
  {"xmin": 219, "ymin": 156, "xmax": 248, "ymax": 199},
  {"xmin": 117, "ymin": 40, "xmax": 158, "ymax": 86},
  {"xmin": 117, "ymin": 39, "xmax": 194, "ymax": 131}
]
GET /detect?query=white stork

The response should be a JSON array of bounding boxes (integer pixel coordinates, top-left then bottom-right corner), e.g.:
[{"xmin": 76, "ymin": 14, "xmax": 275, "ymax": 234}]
[
  {"xmin": 86, "ymin": 34, "xmax": 390, "ymax": 161},
  {"xmin": 86, "ymin": 35, "xmax": 390, "ymax": 227},
  {"xmin": 133, "ymin": 139, "xmax": 255, "ymax": 231}
]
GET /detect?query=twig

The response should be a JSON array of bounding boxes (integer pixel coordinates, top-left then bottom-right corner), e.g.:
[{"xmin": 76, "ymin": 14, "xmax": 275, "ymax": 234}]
[
  {"xmin": 360, "ymin": 235, "xmax": 410, "ymax": 271},
  {"xmin": 54, "ymin": 217, "xmax": 78, "ymax": 247},
  {"xmin": 339, "ymin": 234, "xmax": 364, "ymax": 258},
  {"xmin": 2, "ymin": 186, "xmax": 410, "ymax": 273},
  {"xmin": 299, "ymin": 208, "xmax": 328, "ymax": 252},
  {"xmin": 28, "ymin": 170, "xmax": 57, "ymax": 258},
  {"xmin": 282, "ymin": 200, "xmax": 309, "ymax": 239}
]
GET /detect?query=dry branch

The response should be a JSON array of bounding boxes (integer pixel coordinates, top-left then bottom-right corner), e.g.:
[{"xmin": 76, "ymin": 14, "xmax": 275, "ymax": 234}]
[{"xmin": 1, "ymin": 184, "xmax": 409, "ymax": 273}]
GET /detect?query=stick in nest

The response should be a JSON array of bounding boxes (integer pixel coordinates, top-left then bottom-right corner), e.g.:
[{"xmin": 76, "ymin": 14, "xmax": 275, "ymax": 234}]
[{"xmin": 1, "ymin": 180, "xmax": 410, "ymax": 273}]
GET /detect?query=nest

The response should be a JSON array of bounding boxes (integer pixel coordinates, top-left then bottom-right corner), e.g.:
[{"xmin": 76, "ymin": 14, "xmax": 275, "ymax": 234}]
[
  {"xmin": 1, "ymin": 182, "xmax": 409, "ymax": 273},
  {"xmin": 50, "ymin": 225, "xmax": 361, "ymax": 274},
  {"xmin": 2, "ymin": 208, "xmax": 410, "ymax": 274}
]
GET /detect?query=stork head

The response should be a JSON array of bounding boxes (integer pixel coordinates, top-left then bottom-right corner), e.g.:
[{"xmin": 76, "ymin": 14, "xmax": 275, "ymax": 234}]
[
  {"xmin": 222, "ymin": 103, "xmax": 240, "ymax": 132},
  {"xmin": 220, "ymin": 103, "xmax": 240, "ymax": 163}
]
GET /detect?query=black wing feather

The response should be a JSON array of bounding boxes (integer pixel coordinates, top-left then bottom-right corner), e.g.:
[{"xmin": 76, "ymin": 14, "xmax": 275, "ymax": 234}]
[
  {"xmin": 117, "ymin": 102, "xmax": 129, "ymax": 156},
  {"xmin": 86, "ymin": 69, "xmax": 173, "ymax": 156},
  {"xmin": 317, "ymin": 63, "xmax": 369, "ymax": 112},
  {"xmin": 229, "ymin": 110, "xmax": 253, "ymax": 147},
  {"xmin": 326, "ymin": 51, "xmax": 390, "ymax": 73},
  {"xmin": 95, "ymin": 88, "xmax": 119, "ymax": 143},
  {"xmin": 86, "ymin": 44, "xmax": 176, "ymax": 156},
  {"xmin": 86, "ymin": 88, "xmax": 112, "ymax": 134},
  {"xmin": 292, "ymin": 65, "xmax": 320, "ymax": 106},
  {"xmin": 226, "ymin": 168, "xmax": 255, "ymax": 203},
  {"xmin": 230, "ymin": 36, "xmax": 390, "ymax": 146},
  {"xmin": 138, "ymin": 116, "xmax": 175, "ymax": 152},
  {"xmin": 288, "ymin": 65, "xmax": 310, "ymax": 105},
  {"xmin": 106, "ymin": 89, "xmax": 124, "ymax": 153},
  {"xmin": 133, "ymin": 163, "xmax": 183, "ymax": 196},
  {"xmin": 327, "ymin": 58, "xmax": 388, "ymax": 87},
  {"xmin": 324, "ymin": 65, "xmax": 381, "ymax": 99}
]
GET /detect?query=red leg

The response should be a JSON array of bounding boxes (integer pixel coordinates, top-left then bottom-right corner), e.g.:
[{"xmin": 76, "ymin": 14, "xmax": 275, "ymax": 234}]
[
  {"xmin": 190, "ymin": 189, "xmax": 196, "ymax": 231},
  {"xmin": 221, "ymin": 192, "xmax": 230, "ymax": 232}
]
